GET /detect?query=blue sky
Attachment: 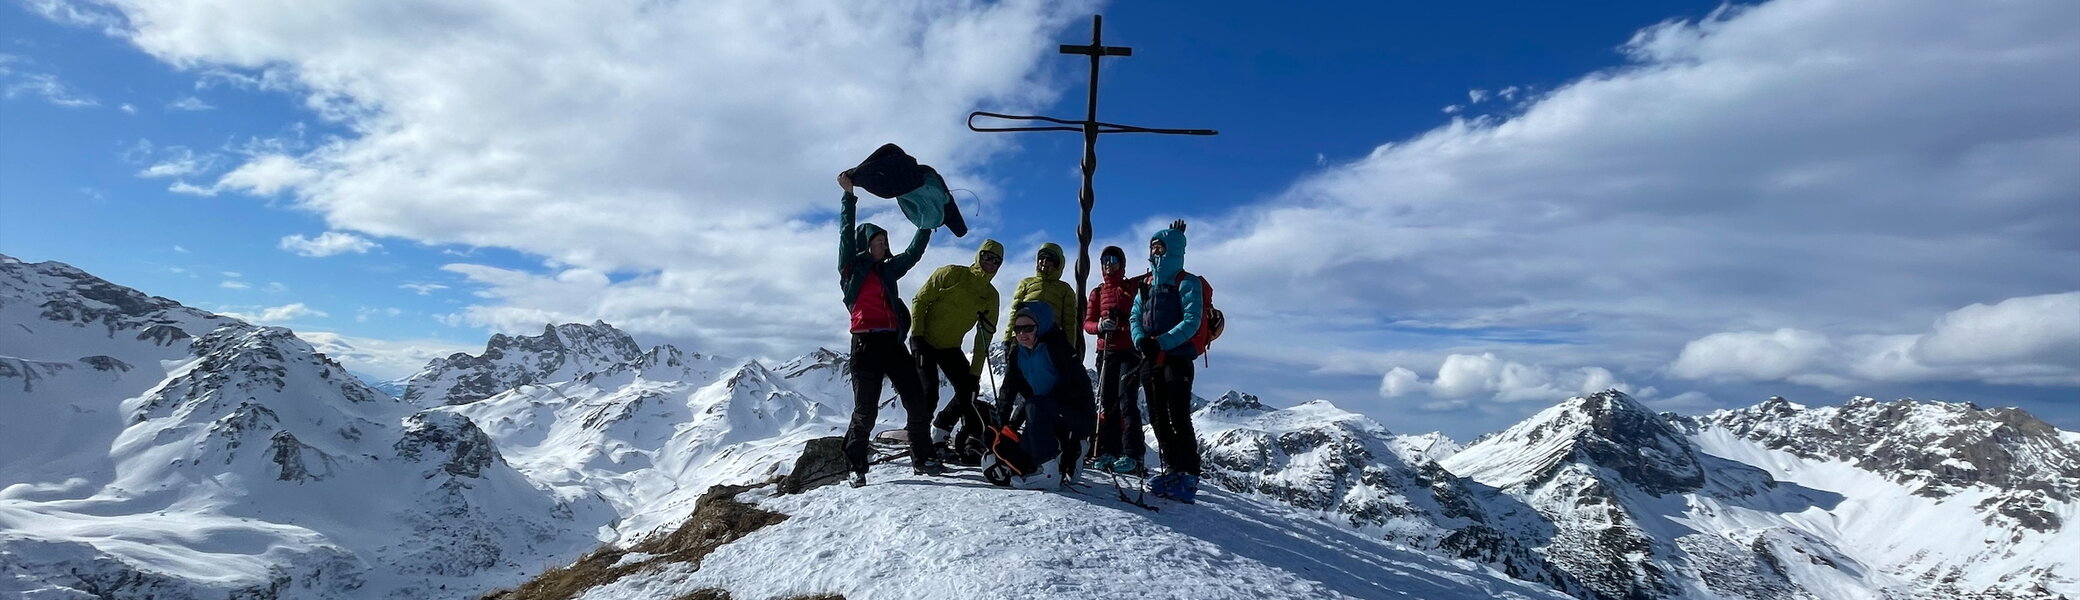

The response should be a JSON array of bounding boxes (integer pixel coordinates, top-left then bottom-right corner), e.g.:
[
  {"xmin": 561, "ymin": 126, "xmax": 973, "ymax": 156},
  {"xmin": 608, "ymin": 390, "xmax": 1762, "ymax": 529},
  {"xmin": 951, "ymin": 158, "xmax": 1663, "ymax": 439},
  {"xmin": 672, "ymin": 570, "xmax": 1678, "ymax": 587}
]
[{"xmin": 5, "ymin": 0, "xmax": 2076, "ymax": 439}]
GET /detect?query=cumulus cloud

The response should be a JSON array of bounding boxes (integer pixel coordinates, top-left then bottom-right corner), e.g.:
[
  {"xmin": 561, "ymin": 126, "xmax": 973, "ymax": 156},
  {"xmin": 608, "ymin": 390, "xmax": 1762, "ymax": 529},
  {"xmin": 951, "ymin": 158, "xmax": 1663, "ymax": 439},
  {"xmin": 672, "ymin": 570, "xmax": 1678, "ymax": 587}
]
[
  {"xmin": 1380, "ymin": 353, "xmax": 1637, "ymax": 404},
  {"xmin": 279, "ymin": 231, "xmax": 378, "ymax": 257},
  {"xmin": 1181, "ymin": 0, "xmax": 2079, "ymax": 402},
  {"xmin": 220, "ymin": 302, "xmax": 327, "ymax": 324},
  {"xmin": 1670, "ymin": 292, "xmax": 2080, "ymax": 389},
  {"xmin": 48, "ymin": 0, "xmax": 1094, "ymax": 361}
]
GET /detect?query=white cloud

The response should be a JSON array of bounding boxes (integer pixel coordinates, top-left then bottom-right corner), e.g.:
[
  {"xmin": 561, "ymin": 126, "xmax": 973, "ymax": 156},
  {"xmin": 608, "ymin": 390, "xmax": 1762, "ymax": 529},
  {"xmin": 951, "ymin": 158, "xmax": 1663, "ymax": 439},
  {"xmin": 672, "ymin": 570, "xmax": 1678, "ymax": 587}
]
[
  {"xmin": 20, "ymin": 0, "xmax": 126, "ymax": 33},
  {"xmin": 3, "ymin": 71, "xmax": 97, "ymax": 107},
  {"xmin": 1668, "ymin": 328, "xmax": 1833, "ymax": 381},
  {"xmin": 168, "ymin": 180, "xmax": 216, "ymax": 196},
  {"xmin": 298, "ymin": 331, "xmax": 470, "ymax": 381},
  {"xmin": 219, "ymin": 280, "xmax": 249, "ymax": 289},
  {"xmin": 1380, "ymin": 353, "xmax": 1637, "ymax": 404},
  {"xmin": 1670, "ymin": 292, "xmax": 2080, "ymax": 389},
  {"xmin": 120, "ymin": 103, "xmax": 136, "ymax": 114},
  {"xmin": 399, "ymin": 282, "xmax": 448, "ymax": 295},
  {"xmin": 137, "ymin": 147, "xmax": 217, "ymax": 178},
  {"xmin": 354, "ymin": 307, "xmax": 404, "ymax": 323},
  {"xmin": 74, "ymin": 0, "xmax": 1094, "ymax": 361},
  {"xmin": 279, "ymin": 231, "xmax": 378, "ymax": 257},
  {"xmin": 220, "ymin": 302, "xmax": 327, "ymax": 324},
  {"xmin": 172, "ymin": 245, "xmax": 188, "ymax": 253},
  {"xmin": 1173, "ymin": 0, "xmax": 2079, "ymax": 406},
  {"xmin": 167, "ymin": 95, "xmax": 213, "ymax": 111},
  {"xmin": 215, "ymin": 154, "xmax": 315, "ymax": 196},
  {"xmin": 222, "ymin": 271, "xmax": 241, "ymax": 277},
  {"xmin": 1467, "ymin": 89, "xmax": 1489, "ymax": 104}
]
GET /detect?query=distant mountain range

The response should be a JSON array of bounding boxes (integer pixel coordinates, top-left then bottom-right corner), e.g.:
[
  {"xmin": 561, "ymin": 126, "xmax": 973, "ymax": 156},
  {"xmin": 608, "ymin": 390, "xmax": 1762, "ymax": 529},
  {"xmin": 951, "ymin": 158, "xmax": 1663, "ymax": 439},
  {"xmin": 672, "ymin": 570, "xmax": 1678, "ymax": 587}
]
[{"xmin": 3, "ymin": 253, "xmax": 2073, "ymax": 599}]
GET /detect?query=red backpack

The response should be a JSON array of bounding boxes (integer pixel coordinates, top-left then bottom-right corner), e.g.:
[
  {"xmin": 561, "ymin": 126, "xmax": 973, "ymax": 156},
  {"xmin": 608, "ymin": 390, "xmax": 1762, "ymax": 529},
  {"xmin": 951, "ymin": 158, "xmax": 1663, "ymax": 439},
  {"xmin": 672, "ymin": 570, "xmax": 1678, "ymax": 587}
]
[{"xmin": 1138, "ymin": 271, "xmax": 1226, "ymax": 359}]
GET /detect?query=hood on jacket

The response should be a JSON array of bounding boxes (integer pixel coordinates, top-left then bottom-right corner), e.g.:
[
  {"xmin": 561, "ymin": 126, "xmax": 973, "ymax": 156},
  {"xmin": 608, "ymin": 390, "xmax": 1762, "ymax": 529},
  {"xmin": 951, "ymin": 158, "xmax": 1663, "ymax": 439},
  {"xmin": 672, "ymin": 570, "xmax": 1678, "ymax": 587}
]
[
  {"xmin": 1014, "ymin": 302, "xmax": 1057, "ymax": 336},
  {"xmin": 974, "ymin": 238, "xmax": 1005, "ymax": 280},
  {"xmin": 1150, "ymin": 227, "xmax": 1186, "ymax": 281},
  {"xmin": 1037, "ymin": 242, "xmax": 1066, "ymax": 280},
  {"xmin": 854, "ymin": 222, "xmax": 888, "ymax": 257}
]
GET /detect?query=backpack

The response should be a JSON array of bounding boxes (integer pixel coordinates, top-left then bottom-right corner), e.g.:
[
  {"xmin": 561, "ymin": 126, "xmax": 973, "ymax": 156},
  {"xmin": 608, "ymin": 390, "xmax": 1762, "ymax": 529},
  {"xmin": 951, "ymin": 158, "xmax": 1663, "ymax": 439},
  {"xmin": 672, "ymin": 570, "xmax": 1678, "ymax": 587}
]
[{"xmin": 1139, "ymin": 271, "xmax": 1225, "ymax": 358}]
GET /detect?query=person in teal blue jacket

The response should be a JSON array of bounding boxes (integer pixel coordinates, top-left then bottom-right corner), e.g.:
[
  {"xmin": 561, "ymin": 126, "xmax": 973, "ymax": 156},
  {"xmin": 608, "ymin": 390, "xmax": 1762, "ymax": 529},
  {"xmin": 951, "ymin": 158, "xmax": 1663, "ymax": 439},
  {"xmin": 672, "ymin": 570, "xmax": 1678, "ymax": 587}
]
[{"xmin": 1129, "ymin": 220, "xmax": 1203, "ymax": 502}]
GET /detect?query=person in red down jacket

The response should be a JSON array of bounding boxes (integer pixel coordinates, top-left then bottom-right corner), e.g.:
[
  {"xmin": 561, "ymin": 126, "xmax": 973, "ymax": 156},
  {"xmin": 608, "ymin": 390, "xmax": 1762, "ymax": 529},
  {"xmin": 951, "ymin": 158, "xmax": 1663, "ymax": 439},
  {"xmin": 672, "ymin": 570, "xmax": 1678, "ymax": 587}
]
[{"xmin": 1083, "ymin": 245, "xmax": 1148, "ymax": 474}]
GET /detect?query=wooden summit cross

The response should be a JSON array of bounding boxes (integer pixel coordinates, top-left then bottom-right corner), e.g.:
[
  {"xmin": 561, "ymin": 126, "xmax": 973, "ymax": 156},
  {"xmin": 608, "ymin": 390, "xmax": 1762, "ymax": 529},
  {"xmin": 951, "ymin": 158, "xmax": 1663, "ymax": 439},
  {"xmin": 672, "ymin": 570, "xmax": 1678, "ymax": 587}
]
[{"xmin": 967, "ymin": 15, "xmax": 1216, "ymax": 356}]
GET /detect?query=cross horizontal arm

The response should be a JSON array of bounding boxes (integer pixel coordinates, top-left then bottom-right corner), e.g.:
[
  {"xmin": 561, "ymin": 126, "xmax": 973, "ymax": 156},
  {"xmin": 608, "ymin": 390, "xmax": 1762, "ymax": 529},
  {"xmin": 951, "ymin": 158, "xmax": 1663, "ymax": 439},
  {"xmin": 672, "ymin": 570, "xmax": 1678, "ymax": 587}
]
[
  {"xmin": 967, "ymin": 111, "xmax": 1216, "ymax": 136},
  {"xmin": 1060, "ymin": 44, "xmax": 1132, "ymax": 56}
]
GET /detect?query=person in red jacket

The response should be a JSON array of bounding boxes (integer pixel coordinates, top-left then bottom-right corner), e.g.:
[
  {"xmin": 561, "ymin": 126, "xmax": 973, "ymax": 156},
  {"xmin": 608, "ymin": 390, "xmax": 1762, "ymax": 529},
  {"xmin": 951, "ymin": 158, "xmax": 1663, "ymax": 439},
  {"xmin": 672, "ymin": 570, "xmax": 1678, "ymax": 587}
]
[
  {"xmin": 1083, "ymin": 245, "xmax": 1148, "ymax": 474},
  {"xmin": 837, "ymin": 171, "xmax": 937, "ymax": 487}
]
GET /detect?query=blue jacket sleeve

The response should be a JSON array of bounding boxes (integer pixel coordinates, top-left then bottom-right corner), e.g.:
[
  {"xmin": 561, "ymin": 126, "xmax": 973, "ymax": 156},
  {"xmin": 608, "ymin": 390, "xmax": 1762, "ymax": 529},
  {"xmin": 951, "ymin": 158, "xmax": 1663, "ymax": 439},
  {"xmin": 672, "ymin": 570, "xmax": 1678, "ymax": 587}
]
[
  {"xmin": 1157, "ymin": 276, "xmax": 1203, "ymax": 351},
  {"xmin": 1128, "ymin": 289, "xmax": 1147, "ymax": 341}
]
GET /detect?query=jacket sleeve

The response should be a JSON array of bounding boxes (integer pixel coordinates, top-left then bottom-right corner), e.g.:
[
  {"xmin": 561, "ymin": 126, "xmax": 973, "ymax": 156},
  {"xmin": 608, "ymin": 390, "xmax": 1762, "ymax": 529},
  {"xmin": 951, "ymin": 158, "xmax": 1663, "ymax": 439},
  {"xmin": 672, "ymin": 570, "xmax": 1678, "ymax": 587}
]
[
  {"xmin": 887, "ymin": 227, "xmax": 932, "ymax": 279},
  {"xmin": 970, "ymin": 285, "xmax": 998, "ymax": 376},
  {"xmin": 909, "ymin": 267, "xmax": 950, "ymax": 338},
  {"xmin": 1157, "ymin": 276, "xmax": 1204, "ymax": 351},
  {"xmin": 1128, "ymin": 288, "xmax": 1147, "ymax": 341},
  {"xmin": 1082, "ymin": 286, "xmax": 1103, "ymax": 335},
  {"xmin": 1054, "ymin": 284, "xmax": 1078, "ymax": 345},
  {"xmin": 837, "ymin": 193, "xmax": 858, "ymax": 274}
]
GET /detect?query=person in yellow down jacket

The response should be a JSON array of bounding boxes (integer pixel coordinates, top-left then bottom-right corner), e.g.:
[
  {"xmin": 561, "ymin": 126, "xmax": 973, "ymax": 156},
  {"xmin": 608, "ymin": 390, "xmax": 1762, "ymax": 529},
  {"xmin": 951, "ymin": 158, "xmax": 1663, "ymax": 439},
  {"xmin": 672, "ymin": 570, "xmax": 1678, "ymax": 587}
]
[
  {"xmin": 910, "ymin": 239, "xmax": 1005, "ymax": 465},
  {"xmin": 1003, "ymin": 243, "xmax": 1080, "ymax": 353}
]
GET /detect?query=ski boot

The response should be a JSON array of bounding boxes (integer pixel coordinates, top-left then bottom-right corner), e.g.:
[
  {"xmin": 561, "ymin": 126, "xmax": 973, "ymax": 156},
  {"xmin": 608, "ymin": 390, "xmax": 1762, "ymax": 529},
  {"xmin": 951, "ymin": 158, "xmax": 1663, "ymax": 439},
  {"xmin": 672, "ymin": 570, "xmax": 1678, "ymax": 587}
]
[{"xmin": 848, "ymin": 472, "xmax": 867, "ymax": 488}]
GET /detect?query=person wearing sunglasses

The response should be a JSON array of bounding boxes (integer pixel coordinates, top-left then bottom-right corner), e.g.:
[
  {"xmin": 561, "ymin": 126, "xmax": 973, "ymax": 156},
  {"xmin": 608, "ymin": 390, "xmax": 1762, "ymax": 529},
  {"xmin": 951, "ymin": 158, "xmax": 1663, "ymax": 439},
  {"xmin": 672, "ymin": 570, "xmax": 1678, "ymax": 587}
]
[
  {"xmin": 1083, "ymin": 245, "xmax": 1149, "ymax": 475},
  {"xmin": 837, "ymin": 171, "xmax": 938, "ymax": 487},
  {"xmin": 1002, "ymin": 243, "xmax": 1080, "ymax": 355},
  {"xmin": 909, "ymin": 239, "xmax": 1006, "ymax": 466},
  {"xmin": 990, "ymin": 303, "xmax": 1096, "ymax": 490}
]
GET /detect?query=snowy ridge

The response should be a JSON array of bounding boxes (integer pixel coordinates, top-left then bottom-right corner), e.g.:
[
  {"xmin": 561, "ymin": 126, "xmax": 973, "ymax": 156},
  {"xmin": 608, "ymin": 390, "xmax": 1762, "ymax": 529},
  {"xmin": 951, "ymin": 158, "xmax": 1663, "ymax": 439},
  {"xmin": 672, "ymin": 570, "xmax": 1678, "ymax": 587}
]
[
  {"xmin": 1687, "ymin": 397, "xmax": 2080, "ymax": 598},
  {"xmin": 403, "ymin": 321, "xmax": 648, "ymax": 406},
  {"xmin": 0, "ymin": 256, "xmax": 609, "ymax": 599}
]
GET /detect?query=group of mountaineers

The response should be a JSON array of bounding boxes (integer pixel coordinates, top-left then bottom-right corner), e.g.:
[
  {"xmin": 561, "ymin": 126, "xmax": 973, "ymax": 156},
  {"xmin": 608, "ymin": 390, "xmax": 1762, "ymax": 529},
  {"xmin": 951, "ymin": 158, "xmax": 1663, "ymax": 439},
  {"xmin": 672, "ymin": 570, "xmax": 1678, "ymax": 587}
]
[{"xmin": 834, "ymin": 144, "xmax": 1215, "ymax": 503}]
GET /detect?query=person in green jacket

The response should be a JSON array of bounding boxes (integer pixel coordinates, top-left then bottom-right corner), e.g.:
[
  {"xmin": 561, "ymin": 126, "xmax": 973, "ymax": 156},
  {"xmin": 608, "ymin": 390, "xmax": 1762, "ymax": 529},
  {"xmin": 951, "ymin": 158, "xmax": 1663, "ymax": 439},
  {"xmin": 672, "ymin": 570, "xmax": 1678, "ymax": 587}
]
[
  {"xmin": 910, "ymin": 239, "xmax": 1005, "ymax": 464},
  {"xmin": 1003, "ymin": 243, "xmax": 1080, "ymax": 353}
]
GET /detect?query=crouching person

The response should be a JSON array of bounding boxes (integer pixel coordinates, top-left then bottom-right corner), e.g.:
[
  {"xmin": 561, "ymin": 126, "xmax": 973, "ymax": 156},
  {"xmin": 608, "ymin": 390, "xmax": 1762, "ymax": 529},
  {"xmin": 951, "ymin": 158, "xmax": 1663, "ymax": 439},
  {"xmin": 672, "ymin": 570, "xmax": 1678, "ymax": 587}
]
[{"xmin": 984, "ymin": 303, "xmax": 1095, "ymax": 490}]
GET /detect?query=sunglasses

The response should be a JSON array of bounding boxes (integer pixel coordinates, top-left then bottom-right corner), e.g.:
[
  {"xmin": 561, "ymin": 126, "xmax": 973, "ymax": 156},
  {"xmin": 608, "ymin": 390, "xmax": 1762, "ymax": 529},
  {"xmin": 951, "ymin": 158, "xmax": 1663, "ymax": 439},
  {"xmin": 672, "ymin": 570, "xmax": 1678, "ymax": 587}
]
[
  {"xmin": 1101, "ymin": 255, "xmax": 1123, "ymax": 266},
  {"xmin": 980, "ymin": 252, "xmax": 1002, "ymax": 264},
  {"xmin": 1012, "ymin": 324, "xmax": 1037, "ymax": 334}
]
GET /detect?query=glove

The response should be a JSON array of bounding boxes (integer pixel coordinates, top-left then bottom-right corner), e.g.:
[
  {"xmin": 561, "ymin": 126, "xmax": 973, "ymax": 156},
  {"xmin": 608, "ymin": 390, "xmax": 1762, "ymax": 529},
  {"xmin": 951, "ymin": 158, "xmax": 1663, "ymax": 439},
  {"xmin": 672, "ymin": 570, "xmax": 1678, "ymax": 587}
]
[
  {"xmin": 973, "ymin": 311, "xmax": 995, "ymax": 336},
  {"xmin": 1097, "ymin": 318, "xmax": 1117, "ymax": 335},
  {"xmin": 1137, "ymin": 336, "xmax": 1161, "ymax": 358}
]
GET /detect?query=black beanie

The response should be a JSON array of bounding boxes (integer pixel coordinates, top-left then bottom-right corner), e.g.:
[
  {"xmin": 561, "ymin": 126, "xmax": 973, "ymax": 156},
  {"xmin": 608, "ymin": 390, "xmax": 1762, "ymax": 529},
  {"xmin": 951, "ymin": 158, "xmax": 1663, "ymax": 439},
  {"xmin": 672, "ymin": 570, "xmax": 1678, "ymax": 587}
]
[{"xmin": 1101, "ymin": 245, "xmax": 1126, "ymax": 264}]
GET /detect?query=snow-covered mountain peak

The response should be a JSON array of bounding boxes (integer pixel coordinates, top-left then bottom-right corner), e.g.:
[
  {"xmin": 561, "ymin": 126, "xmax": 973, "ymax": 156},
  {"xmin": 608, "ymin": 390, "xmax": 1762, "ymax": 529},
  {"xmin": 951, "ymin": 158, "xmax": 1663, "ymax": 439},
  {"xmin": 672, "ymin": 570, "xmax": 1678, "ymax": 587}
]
[
  {"xmin": 1697, "ymin": 395, "xmax": 2080, "ymax": 532},
  {"xmin": 1202, "ymin": 390, "xmax": 1272, "ymax": 416},
  {"xmin": 404, "ymin": 320, "xmax": 669, "ymax": 406},
  {"xmin": 1445, "ymin": 390, "xmax": 1704, "ymax": 495}
]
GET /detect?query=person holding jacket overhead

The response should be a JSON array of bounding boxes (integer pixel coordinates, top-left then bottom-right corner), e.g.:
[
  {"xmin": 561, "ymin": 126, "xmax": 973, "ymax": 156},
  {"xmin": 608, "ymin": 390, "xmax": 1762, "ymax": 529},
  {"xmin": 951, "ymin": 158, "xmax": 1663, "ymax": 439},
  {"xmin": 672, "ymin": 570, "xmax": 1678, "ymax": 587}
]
[
  {"xmin": 836, "ymin": 171, "xmax": 938, "ymax": 487},
  {"xmin": 910, "ymin": 239, "xmax": 1006, "ymax": 465}
]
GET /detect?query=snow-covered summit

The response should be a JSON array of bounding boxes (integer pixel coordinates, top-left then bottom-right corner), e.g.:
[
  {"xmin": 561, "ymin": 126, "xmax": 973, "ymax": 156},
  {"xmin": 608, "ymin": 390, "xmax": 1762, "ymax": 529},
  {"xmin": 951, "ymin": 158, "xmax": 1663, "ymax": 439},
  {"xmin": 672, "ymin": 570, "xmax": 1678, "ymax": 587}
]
[
  {"xmin": 404, "ymin": 320, "xmax": 662, "ymax": 406},
  {"xmin": 1445, "ymin": 390, "xmax": 1704, "ymax": 495}
]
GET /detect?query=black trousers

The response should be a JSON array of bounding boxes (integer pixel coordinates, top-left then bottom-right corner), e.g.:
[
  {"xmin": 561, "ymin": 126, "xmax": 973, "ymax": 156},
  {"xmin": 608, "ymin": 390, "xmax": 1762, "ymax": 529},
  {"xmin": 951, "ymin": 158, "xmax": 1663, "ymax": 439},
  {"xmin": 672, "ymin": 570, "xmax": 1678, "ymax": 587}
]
[
  {"xmin": 1093, "ymin": 349, "xmax": 1146, "ymax": 459},
  {"xmin": 1142, "ymin": 357, "xmax": 1200, "ymax": 475},
  {"xmin": 917, "ymin": 345, "xmax": 987, "ymax": 446},
  {"xmin": 845, "ymin": 331, "xmax": 932, "ymax": 473}
]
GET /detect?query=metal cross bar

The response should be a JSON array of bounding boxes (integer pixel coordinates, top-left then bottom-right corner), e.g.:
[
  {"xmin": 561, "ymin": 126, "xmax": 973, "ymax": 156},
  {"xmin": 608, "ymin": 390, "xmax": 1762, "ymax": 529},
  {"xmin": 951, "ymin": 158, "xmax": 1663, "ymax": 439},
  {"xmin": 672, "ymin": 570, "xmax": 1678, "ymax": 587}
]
[{"xmin": 966, "ymin": 14, "xmax": 1216, "ymax": 358}]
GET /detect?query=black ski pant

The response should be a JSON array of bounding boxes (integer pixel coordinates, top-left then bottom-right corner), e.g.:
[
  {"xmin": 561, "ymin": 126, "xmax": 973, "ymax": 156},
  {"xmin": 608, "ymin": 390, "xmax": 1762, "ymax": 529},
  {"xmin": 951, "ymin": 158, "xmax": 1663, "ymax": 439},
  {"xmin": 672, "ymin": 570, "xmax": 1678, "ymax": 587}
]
[
  {"xmin": 916, "ymin": 345, "xmax": 987, "ymax": 448},
  {"xmin": 845, "ymin": 331, "xmax": 932, "ymax": 473},
  {"xmin": 1093, "ymin": 349, "xmax": 1147, "ymax": 460},
  {"xmin": 1142, "ymin": 357, "xmax": 1200, "ymax": 476}
]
